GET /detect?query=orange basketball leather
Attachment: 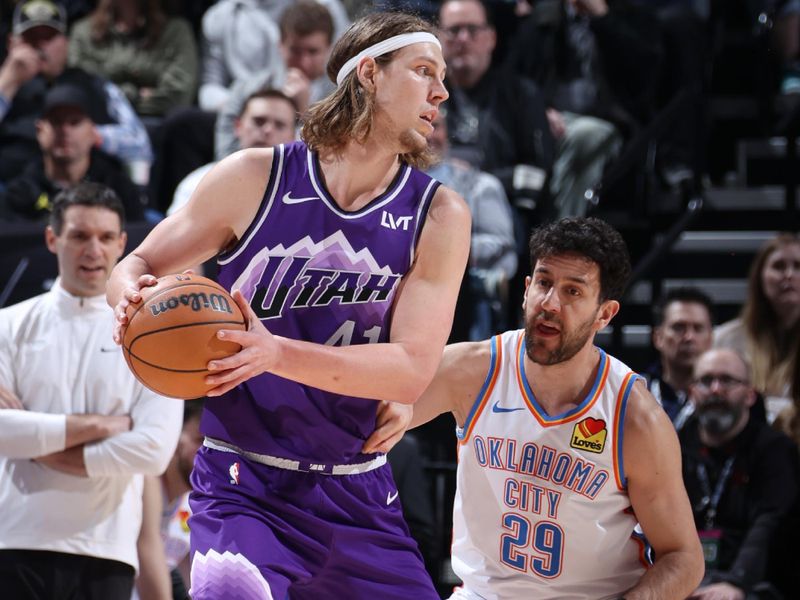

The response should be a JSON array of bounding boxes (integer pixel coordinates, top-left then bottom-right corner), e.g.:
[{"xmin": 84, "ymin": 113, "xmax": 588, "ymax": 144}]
[{"xmin": 122, "ymin": 274, "xmax": 247, "ymax": 399}]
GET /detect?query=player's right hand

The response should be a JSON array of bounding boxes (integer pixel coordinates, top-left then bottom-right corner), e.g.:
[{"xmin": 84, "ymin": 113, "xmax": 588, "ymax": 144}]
[
  {"xmin": 363, "ymin": 401, "xmax": 412, "ymax": 454},
  {"xmin": 112, "ymin": 274, "xmax": 158, "ymax": 345}
]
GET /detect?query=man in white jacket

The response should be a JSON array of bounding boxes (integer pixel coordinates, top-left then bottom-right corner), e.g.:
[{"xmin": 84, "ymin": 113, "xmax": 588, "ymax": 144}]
[{"xmin": 0, "ymin": 181, "xmax": 182, "ymax": 599}]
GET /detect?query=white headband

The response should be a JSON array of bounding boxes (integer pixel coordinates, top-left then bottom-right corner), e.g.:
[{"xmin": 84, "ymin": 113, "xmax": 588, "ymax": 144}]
[{"xmin": 335, "ymin": 32, "xmax": 441, "ymax": 87}]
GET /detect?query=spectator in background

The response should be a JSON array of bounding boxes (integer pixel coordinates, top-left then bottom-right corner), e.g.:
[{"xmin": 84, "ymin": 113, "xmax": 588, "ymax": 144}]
[
  {"xmin": 645, "ymin": 287, "xmax": 715, "ymax": 429},
  {"xmin": 0, "ymin": 182, "xmax": 182, "ymax": 599},
  {"xmin": 439, "ymin": 0, "xmax": 553, "ymax": 201},
  {"xmin": 0, "ymin": 0, "xmax": 152, "ymax": 184},
  {"xmin": 68, "ymin": 0, "xmax": 198, "ymax": 118},
  {"xmin": 171, "ymin": 89, "xmax": 297, "ymax": 216},
  {"xmin": 150, "ymin": 0, "xmax": 344, "ymax": 214},
  {"xmin": 198, "ymin": 0, "xmax": 348, "ymax": 113},
  {"xmin": 774, "ymin": 341, "xmax": 800, "ymax": 445},
  {"xmin": 1, "ymin": 83, "xmax": 145, "ymax": 221},
  {"xmin": 507, "ymin": 0, "xmax": 660, "ymax": 218},
  {"xmin": 427, "ymin": 108, "xmax": 516, "ymax": 340},
  {"xmin": 714, "ymin": 234, "xmax": 800, "ymax": 414},
  {"xmin": 438, "ymin": 0, "xmax": 554, "ymax": 330},
  {"xmin": 681, "ymin": 348, "xmax": 799, "ymax": 600},
  {"xmin": 215, "ymin": 0, "xmax": 334, "ymax": 159},
  {"xmin": 772, "ymin": 0, "xmax": 800, "ymax": 94},
  {"xmin": 438, "ymin": 0, "xmax": 555, "ymax": 210}
]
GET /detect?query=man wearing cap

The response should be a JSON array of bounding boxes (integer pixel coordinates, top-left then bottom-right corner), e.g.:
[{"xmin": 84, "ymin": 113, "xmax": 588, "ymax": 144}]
[
  {"xmin": 0, "ymin": 0, "xmax": 151, "ymax": 185},
  {"xmin": 1, "ymin": 83, "xmax": 144, "ymax": 221}
]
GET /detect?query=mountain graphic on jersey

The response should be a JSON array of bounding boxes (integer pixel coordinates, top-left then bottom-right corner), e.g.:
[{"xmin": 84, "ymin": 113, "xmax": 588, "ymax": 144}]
[
  {"xmin": 570, "ymin": 416, "xmax": 607, "ymax": 454},
  {"xmin": 231, "ymin": 230, "xmax": 402, "ymax": 321}
]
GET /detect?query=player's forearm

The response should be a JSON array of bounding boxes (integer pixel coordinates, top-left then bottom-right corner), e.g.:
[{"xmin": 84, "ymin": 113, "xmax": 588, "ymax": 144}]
[
  {"xmin": 624, "ymin": 549, "xmax": 705, "ymax": 600},
  {"xmin": 271, "ymin": 336, "xmax": 439, "ymax": 404}
]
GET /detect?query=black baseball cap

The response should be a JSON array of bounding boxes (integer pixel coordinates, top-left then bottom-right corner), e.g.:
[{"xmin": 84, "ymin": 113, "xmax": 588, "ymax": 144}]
[
  {"xmin": 42, "ymin": 84, "xmax": 93, "ymax": 119},
  {"xmin": 13, "ymin": 0, "xmax": 67, "ymax": 36}
]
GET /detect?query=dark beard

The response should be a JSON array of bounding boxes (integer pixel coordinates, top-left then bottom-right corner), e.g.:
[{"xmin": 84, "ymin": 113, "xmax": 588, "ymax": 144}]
[
  {"xmin": 524, "ymin": 310, "xmax": 597, "ymax": 366},
  {"xmin": 696, "ymin": 396, "xmax": 743, "ymax": 437}
]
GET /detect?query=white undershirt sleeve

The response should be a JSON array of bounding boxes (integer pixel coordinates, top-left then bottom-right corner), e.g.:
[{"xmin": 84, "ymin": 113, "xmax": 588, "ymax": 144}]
[{"xmin": 0, "ymin": 411, "xmax": 67, "ymax": 458}]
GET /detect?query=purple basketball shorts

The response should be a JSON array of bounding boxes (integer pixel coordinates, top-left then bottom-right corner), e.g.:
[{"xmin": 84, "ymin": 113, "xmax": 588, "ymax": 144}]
[{"xmin": 188, "ymin": 446, "xmax": 439, "ymax": 599}]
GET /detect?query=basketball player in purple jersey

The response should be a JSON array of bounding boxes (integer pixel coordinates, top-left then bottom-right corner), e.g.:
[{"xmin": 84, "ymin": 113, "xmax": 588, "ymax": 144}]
[
  {"xmin": 369, "ymin": 218, "xmax": 704, "ymax": 599},
  {"xmin": 106, "ymin": 12, "xmax": 470, "ymax": 600}
]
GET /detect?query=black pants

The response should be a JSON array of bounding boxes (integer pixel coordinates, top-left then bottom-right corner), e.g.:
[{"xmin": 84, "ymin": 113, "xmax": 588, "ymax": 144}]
[{"xmin": 0, "ymin": 549, "xmax": 134, "ymax": 600}]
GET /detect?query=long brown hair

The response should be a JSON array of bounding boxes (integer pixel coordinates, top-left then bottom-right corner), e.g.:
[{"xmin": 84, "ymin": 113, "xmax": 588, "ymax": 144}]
[
  {"xmin": 741, "ymin": 233, "xmax": 800, "ymax": 394},
  {"xmin": 89, "ymin": 0, "xmax": 166, "ymax": 49},
  {"xmin": 302, "ymin": 12, "xmax": 437, "ymax": 169}
]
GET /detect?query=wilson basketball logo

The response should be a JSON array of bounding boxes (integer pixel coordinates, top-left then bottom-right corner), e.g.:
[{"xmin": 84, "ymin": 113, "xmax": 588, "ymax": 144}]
[
  {"xmin": 149, "ymin": 292, "xmax": 233, "ymax": 317},
  {"xmin": 570, "ymin": 417, "xmax": 607, "ymax": 454}
]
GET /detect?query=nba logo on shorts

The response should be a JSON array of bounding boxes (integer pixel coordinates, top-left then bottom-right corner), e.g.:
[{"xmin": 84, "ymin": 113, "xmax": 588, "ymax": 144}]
[{"xmin": 229, "ymin": 462, "xmax": 240, "ymax": 485}]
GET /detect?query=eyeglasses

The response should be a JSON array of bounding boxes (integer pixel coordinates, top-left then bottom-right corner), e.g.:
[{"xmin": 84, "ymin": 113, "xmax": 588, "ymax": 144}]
[
  {"xmin": 441, "ymin": 24, "xmax": 489, "ymax": 39},
  {"xmin": 693, "ymin": 374, "xmax": 748, "ymax": 391}
]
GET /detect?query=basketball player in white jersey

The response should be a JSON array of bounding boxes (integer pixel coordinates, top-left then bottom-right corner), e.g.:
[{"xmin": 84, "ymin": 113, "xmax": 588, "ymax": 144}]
[{"xmin": 372, "ymin": 217, "xmax": 704, "ymax": 599}]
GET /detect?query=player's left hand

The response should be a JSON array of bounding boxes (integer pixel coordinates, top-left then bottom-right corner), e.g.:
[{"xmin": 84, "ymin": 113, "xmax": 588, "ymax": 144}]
[
  {"xmin": 205, "ymin": 289, "xmax": 281, "ymax": 396},
  {"xmin": 362, "ymin": 401, "xmax": 413, "ymax": 454}
]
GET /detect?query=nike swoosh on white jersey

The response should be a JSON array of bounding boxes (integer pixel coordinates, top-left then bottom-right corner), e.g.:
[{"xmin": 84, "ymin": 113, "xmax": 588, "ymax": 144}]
[
  {"xmin": 386, "ymin": 490, "xmax": 399, "ymax": 505},
  {"xmin": 282, "ymin": 192, "xmax": 319, "ymax": 205}
]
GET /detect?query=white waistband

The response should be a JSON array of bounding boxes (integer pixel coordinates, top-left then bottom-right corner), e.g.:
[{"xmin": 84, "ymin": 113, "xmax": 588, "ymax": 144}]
[{"xmin": 203, "ymin": 437, "xmax": 387, "ymax": 476}]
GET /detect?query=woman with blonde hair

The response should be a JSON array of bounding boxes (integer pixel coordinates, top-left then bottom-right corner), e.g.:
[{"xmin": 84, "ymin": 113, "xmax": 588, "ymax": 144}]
[{"xmin": 715, "ymin": 233, "xmax": 800, "ymax": 401}]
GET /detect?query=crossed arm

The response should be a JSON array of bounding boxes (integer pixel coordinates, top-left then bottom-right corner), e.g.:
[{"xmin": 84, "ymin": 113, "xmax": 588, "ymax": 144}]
[
  {"xmin": 0, "ymin": 385, "xmax": 131, "ymax": 467},
  {"xmin": 0, "ymin": 383, "xmax": 181, "ymax": 478}
]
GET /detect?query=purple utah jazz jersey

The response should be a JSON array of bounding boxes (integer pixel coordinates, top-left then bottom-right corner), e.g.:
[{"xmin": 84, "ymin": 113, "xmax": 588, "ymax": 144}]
[{"xmin": 202, "ymin": 141, "xmax": 440, "ymax": 464}]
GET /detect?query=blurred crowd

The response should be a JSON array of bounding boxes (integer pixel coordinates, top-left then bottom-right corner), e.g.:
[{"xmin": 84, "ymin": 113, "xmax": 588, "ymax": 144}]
[{"xmin": 0, "ymin": 0, "xmax": 799, "ymax": 598}]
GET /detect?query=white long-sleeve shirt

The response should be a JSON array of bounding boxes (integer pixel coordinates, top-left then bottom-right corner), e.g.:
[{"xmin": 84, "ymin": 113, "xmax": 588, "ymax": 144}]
[{"xmin": 0, "ymin": 280, "xmax": 183, "ymax": 571}]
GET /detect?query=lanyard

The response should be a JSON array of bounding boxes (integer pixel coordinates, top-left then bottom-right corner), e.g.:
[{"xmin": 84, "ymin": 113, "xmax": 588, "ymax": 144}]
[{"xmin": 695, "ymin": 457, "xmax": 735, "ymax": 529}]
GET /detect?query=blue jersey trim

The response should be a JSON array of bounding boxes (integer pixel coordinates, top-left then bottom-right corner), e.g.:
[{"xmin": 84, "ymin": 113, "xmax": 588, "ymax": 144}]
[
  {"xmin": 518, "ymin": 343, "xmax": 609, "ymax": 423},
  {"xmin": 614, "ymin": 373, "xmax": 642, "ymax": 489},
  {"xmin": 456, "ymin": 335, "xmax": 499, "ymax": 441}
]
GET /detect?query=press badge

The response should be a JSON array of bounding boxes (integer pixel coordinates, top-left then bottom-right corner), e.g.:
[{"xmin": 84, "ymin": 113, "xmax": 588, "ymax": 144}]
[{"xmin": 699, "ymin": 529, "xmax": 722, "ymax": 568}]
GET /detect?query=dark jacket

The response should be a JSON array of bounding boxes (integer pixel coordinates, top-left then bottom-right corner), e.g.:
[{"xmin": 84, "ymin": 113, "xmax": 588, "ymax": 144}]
[
  {"xmin": 446, "ymin": 67, "xmax": 555, "ymax": 201},
  {"xmin": 680, "ymin": 417, "xmax": 800, "ymax": 592},
  {"xmin": 508, "ymin": 0, "xmax": 661, "ymax": 132},
  {"xmin": 1, "ymin": 149, "xmax": 144, "ymax": 221},
  {"xmin": 0, "ymin": 68, "xmax": 113, "ymax": 183}
]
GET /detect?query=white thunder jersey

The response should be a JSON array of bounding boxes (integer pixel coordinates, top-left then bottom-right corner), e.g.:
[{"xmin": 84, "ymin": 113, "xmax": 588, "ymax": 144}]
[{"xmin": 451, "ymin": 330, "xmax": 649, "ymax": 600}]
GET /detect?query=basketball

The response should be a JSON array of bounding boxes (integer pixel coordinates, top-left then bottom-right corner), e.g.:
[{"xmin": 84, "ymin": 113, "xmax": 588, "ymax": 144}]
[{"xmin": 122, "ymin": 274, "xmax": 247, "ymax": 399}]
